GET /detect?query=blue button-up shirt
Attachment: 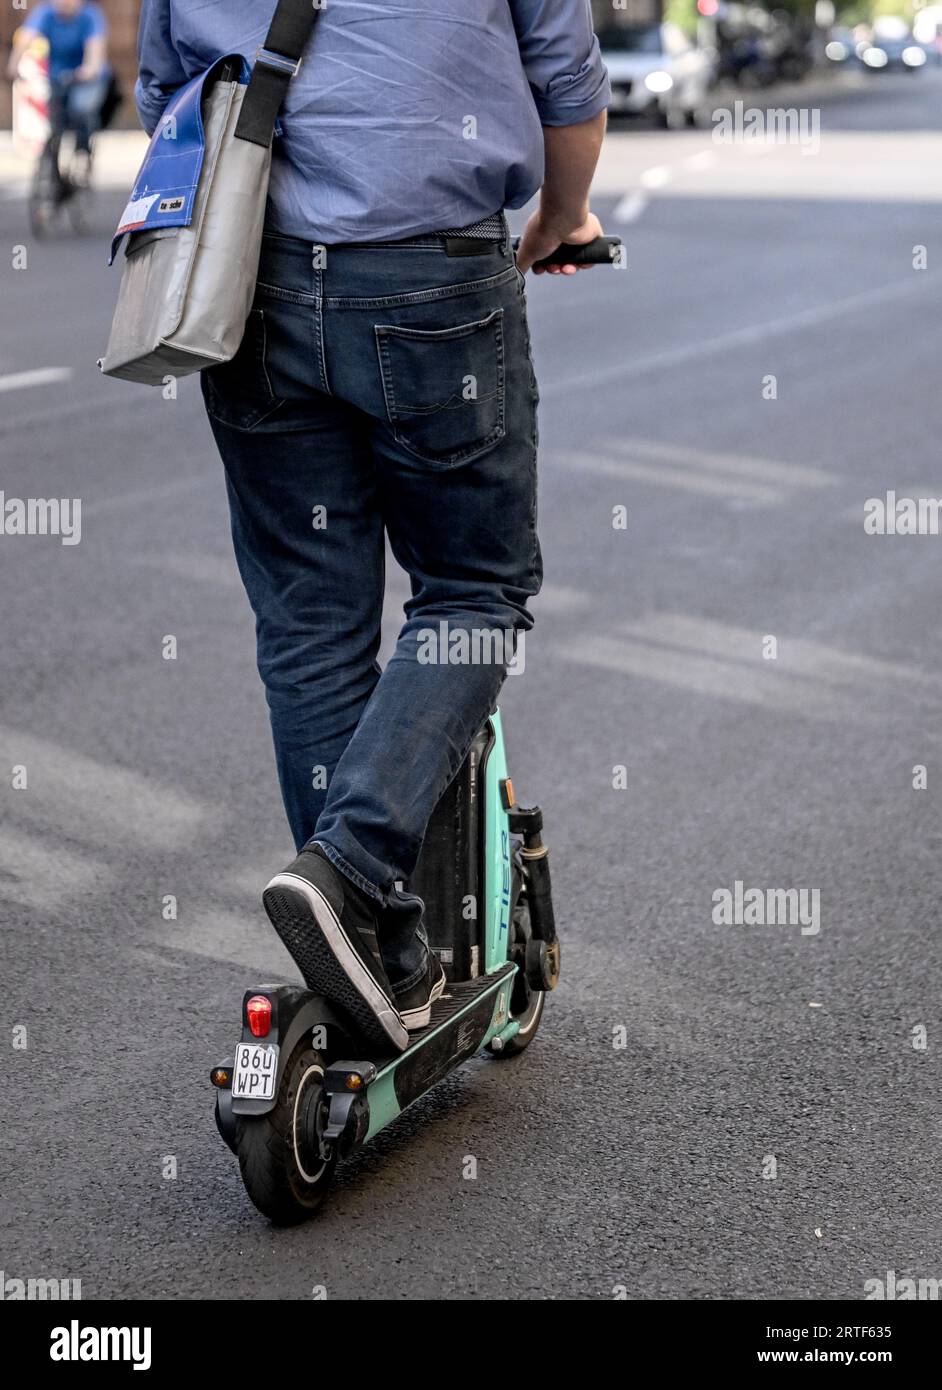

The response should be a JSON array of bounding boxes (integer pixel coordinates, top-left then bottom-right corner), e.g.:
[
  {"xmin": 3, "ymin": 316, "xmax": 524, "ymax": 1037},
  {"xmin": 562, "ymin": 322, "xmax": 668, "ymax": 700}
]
[{"xmin": 135, "ymin": 0, "xmax": 610, "ymax": 243}]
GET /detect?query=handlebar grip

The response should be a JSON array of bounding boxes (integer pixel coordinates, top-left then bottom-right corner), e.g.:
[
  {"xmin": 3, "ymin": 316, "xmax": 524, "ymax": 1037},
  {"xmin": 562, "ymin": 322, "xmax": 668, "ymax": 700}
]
[{"xmin": 511, "ymin": 235, "xmax": 623, "ymax": 267}]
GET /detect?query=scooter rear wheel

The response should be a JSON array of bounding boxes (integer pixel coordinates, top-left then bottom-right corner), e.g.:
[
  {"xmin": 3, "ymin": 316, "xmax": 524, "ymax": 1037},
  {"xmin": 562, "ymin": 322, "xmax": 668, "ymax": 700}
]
[{"xmin": 234, "ymin": 1041, "xmax": 335, "ymax": 1225}]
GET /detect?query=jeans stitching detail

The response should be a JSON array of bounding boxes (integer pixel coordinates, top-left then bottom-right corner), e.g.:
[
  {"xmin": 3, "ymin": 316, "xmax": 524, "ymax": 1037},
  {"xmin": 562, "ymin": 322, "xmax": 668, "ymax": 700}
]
[
  {"xmin": 315, "ymin": 268, "xmax": 332, "ymax": 396},
  {"xmin": 324, "ymin": 264, "xmax": 516, "ymax": 309},
  {"xmin": 374, "ymin": 311, "xmax": 506, "ymax": 469}
]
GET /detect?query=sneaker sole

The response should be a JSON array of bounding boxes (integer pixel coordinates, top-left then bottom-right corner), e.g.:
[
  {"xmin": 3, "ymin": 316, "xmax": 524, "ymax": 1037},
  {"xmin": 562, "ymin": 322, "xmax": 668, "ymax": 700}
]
[
  {"xmin": 398, "ymin": 971, "xmax": 448, "ymax": 1032},
  {"xmin": 263, "ymin": 873, "xmax": 409, "ymax": 1053}
]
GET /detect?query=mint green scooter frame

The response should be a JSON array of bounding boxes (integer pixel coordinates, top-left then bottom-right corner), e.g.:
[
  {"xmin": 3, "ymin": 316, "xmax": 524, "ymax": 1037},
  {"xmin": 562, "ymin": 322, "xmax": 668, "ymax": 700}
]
[{"xmin": 362, "ymin": 707, "xmax": 520, "ymax": 1139}]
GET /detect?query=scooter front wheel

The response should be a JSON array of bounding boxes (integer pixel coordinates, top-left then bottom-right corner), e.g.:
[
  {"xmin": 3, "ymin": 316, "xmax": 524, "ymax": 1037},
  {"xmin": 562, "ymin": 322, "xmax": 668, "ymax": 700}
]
[
  {"xmin": 488, "ymin": 886, "xmax": 546, "ymax": 1057},
  {"xmin": 234, "ymin": 1041, "xmax": 336, "ymax": 1225}
]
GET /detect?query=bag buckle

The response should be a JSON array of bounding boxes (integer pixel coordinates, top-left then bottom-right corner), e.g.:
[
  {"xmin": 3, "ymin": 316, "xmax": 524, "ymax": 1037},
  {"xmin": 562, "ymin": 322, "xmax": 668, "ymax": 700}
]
[{"xmin": 255, "ymin": 46, "xmax": 303, "ymax": 77}]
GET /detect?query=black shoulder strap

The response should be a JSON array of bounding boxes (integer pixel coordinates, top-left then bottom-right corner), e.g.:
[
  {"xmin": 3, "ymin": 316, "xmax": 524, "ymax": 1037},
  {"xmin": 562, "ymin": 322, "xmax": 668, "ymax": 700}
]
[{"xmin": 234, "ymin": 0, "xmax": 323, "ymax": 147}]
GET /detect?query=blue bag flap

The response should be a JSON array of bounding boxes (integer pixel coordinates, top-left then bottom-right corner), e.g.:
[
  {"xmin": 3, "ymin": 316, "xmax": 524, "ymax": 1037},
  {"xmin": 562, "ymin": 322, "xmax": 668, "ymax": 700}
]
[{"xmin": 110, "ymin": 54, "xmax": 251, "ymax": 264}]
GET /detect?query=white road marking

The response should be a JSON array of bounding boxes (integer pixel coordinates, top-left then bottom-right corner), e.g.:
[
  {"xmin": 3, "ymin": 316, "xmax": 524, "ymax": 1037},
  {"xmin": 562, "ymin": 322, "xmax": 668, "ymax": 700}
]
[
  {"xmin": 551, "ymin": 612, "xmax": 936, "ymax": 717},
  {"xmin": 0, "ymin": 828, "xmax": 109, "ymax": 911},
  {"xmin": 613, "ymin": 191, "xmax": 649, "ymax": 223},
  {"xmin": 554, "ymin": 631, "xmax": 851, "ymax": 717},
  {"xmin": 532, "ymin": 583, "xmax": 594, "ymax": 615},
  {"xmin": 0, "ymin": 726, "xmax": 211, "ymax": 852},
  {"xmin": 625, "ymin": 614, "xmax": 934, "ymax": 688},
  {"xmin": 640, "ymin": 165, "xmax": 673, "ymax": 190},
  {"xmin": 0, "ymin": 366, "xmax": 72, "ymax": 394},
  {"xmin": 683, "ymin": 151, "xmax": 716, "ymax": 171},
  {"xmin": 153, "ymin": 907, "xmax": 299, "ymax": 976},
  {"xmin": 546, "ymin": 273, "xmax": 935, "ymax": 396},
  {"xmin": 602, "ymin": 438, "xmax": 835, "ymax": 489},
  {"xmin": 566, "ymin": 451, "xmax": 782, "ymax": 504}
]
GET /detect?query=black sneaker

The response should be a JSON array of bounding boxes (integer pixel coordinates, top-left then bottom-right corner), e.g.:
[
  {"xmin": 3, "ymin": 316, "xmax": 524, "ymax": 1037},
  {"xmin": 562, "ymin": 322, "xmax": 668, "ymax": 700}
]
[
  {"xmin": 391, "ymin": 949, "xmax": 447, "ymax": 1032},
  {"xmin": 263, "ymin": 845, "xmax": 409, "ymax": 1053}
]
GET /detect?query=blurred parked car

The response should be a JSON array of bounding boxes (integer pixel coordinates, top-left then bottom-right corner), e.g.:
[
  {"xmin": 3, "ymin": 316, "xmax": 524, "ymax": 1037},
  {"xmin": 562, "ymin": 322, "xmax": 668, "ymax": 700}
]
[
  {"xmin": 860, "ymin": 17, "xmax": 928, "ymax": 70},
  {"xmin": 599, "ymin": 21, "xmax": 716, "ymax": 127},
  {"xmin": 715, "ymin": 5, "xmax": 813, "ymax": 88},
  {"xmin": 860, "ymin": 34, "xmax": 928, "ymax": 70},
  {"xmin": 824, "ymin": 27, "xmax": 859, "ymax": 65}
]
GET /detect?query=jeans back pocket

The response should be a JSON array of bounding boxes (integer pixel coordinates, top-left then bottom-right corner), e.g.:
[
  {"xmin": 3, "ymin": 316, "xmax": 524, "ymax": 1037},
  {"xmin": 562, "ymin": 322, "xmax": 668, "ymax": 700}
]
[{"xmin": 375, "ymin": 308, "xmax": 505, "ymax": 468}]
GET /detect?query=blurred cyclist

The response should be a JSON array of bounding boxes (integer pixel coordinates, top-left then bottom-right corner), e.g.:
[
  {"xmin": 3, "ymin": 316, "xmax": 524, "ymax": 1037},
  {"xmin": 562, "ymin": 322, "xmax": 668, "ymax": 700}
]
[{"xmin": 7, "ymin": 0, "xmax": 110, "ymax": 176}]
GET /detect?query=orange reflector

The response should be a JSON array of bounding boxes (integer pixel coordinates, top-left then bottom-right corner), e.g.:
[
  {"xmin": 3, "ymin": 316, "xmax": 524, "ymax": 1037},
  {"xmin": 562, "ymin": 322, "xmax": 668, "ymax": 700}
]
[
  {"xmin": 345, "ymin": 1073, "xmax": 364, "ymax": 1092},
  {"xmin": 211, "ymin": 1069, "xmax": 230, "ymax": 1088},
  {"xmin": 501, "ymin": 778, "xmax": 515, "ymax": 808}
]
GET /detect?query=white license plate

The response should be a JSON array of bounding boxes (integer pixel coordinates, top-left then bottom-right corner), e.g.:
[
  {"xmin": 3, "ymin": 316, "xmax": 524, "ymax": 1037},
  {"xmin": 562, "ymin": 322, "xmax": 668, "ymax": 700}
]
[{"xmin": 232, "ymin": 1042, "xmax": 279, "ymax": 1100}]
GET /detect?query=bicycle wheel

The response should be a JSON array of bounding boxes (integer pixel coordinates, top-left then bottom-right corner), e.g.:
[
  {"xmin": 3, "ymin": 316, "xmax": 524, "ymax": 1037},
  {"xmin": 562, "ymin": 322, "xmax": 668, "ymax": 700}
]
[{"xmin": 28, "ymin": 141, "xmax": 60, "ymax": 238}]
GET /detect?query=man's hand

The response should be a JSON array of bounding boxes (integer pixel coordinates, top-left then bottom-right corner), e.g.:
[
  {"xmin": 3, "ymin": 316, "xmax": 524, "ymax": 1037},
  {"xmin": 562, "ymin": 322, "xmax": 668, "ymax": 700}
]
[{"xmin": 516, "ymin": 208, "xmax": 604, "ymax": 276}]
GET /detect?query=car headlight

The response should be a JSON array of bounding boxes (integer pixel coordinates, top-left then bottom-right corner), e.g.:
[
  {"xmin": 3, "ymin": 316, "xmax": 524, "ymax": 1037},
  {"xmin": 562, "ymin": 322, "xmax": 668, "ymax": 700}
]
[
  {"xmin": 825, "ymin": 42, "xmax": 847, "ymax": 61},
  {"xmin": 862, "ymin": 47, "xmax": 888, "ymax": 66},
  {"xmin": 902, "ymin": 46, "xmax": 926, "ymax": 65},
  {"xmin": 644, "ymin": 70, "xmax": 674, "ymax": 94}
]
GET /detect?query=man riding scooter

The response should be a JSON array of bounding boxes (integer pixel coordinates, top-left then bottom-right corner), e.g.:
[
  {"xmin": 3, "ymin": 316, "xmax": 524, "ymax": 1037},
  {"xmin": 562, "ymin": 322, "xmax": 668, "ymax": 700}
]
[{"xmin": 135, "ymin": 0, "xmax": 611, "ymax": 1053}]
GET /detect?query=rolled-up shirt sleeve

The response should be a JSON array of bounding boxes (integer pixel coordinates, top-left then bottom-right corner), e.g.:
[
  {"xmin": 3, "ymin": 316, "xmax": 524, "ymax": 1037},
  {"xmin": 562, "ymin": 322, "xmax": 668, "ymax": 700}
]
[
  {"xmin": 509, "ymin": 0, "xmax": 611, "ymax": 126},
  {"xmin": 135, "ymin": 0, "xmax": 188, "ymax": 135}
]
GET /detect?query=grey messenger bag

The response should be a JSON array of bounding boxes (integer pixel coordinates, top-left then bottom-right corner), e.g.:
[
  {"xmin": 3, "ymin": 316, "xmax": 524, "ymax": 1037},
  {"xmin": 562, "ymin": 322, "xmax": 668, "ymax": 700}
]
[{"xmin": 99, "ymin": 0, "xmax": 320, "ymax": 385}]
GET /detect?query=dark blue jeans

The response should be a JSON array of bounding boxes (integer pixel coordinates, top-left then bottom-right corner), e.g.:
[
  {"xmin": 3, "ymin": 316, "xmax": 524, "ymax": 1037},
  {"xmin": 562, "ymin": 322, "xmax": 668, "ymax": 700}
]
[{"xmin": 201, "ymin": 226, "xmax": 541, "ymax": 977}]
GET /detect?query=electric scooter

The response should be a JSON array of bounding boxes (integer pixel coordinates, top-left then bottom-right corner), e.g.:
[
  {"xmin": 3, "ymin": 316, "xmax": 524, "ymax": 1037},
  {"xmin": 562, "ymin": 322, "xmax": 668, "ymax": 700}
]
[
  {"xmin": 211, "ymin": 709, "xmax": 555, "ymax": 1223},
  {"xmin": 211, "ymin": 236, "xmax": 622, "ymax": 1225}
]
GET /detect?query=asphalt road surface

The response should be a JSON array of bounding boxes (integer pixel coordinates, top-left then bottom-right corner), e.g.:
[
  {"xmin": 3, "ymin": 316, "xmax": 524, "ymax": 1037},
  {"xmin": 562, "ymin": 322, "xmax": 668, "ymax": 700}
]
[{"xmin": 2, "ymin": 70, "xmax": 941, "ymax": 1301}]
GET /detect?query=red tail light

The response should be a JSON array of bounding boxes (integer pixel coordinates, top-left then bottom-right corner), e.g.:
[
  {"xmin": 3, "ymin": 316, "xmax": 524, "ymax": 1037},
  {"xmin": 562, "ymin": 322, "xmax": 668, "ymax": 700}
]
[{"xmin": 246, "ymin": 995, "xmax": 272, "ymax": 1038}]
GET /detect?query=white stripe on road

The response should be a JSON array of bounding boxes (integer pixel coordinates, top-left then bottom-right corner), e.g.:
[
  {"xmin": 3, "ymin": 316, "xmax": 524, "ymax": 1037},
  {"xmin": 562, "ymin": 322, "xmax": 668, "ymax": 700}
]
[
  {"xmin": 566, "ymin": 451, "xmax": 782, "ymax": 504},
  {"xmin": 613, "ymin": 192, "xmax": 649, "ymax": 223},
  {"xmin": 640, "ymin": 165, "xmax": 673, "ymax": 190},
  {"xmin": 603, "ymin": 437, "xmax": 835, "ymax": 489},
  {"xmin": 0, "ymin": 726, "xmax": 212, "ymax": 852},
  {"xmin": 152, "ymin": 907, "xmax": 300, "ymax": 976},
  {"xmin": 0, "ymin": 367, "xmax": 72, "ymax": 394},
  {"xmin": 546, "ymin": 273, "xmax": 936, "ymax": 396},
  {"xmin": 624, "ymin": 614, "xmax": 935, "ymax": 689},
  {"xmin": 0, "ymin": 827, "xmax": 110, "ymax": 911},
  {"xmin": 614, "ymin": 152, "xmax": 714, "ymax": 221},
  {"xmin": 683, "ymin": 151, "xmax": 717, "ymax": 171},
  {"xmin": 554, "ymin": 632, "xmax": 853, "ymax": 719}
]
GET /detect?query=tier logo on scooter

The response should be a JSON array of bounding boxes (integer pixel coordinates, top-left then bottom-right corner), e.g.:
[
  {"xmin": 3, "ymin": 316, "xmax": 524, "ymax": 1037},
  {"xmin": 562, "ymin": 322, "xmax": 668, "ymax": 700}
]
[{"xmin": 499, "ymin": 829, "xmax": 511, "ymax": 937}]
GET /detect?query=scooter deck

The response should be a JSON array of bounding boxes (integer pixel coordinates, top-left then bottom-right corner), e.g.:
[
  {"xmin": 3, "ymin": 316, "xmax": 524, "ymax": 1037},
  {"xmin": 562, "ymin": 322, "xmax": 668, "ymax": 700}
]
[
  {"xmin": 346, "ymin": 962, "xmax": 517, "ymax": 1139},
  {"xmin": 376, "ymin": 961, "xmax": 515, "ymax": 1061}
]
